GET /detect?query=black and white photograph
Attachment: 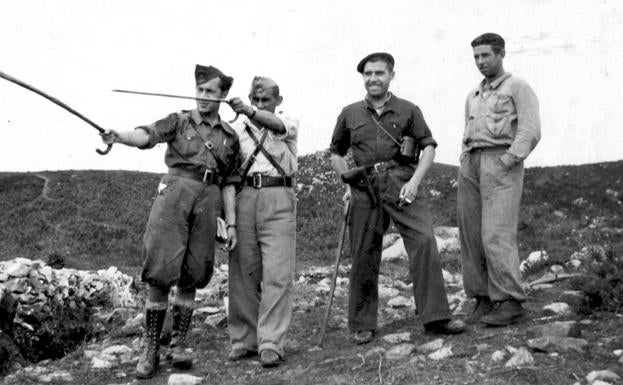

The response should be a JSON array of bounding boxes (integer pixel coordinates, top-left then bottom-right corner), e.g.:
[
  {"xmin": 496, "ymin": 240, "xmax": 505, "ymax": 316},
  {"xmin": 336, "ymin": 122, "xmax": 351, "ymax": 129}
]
[{"xmin": 0, "ymin": 1, "xmax": 621, "ymax": 384}]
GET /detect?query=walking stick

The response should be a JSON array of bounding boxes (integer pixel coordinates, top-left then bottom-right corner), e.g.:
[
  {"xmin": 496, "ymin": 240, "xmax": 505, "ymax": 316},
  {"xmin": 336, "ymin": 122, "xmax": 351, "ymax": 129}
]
[
  {"xmin": 318, "ymin": 198, "xmax": 351, "ymax": 347},
  {"xmin": 0, "ymin": 69, "xmax": 112, "ymax": 155}
]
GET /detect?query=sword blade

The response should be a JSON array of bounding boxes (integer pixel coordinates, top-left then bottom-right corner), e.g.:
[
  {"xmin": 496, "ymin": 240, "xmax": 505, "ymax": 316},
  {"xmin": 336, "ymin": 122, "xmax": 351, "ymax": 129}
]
[{"xmin": 112, "ymin": 89, "xmax": 228, "ymax": 103}]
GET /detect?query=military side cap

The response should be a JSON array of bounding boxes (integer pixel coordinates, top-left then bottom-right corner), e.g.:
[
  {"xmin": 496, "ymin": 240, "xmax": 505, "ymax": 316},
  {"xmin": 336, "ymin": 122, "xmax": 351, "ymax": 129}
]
[
  {"xmin": 249, "ymin": 76, "xmax": 279, "ymax": 95},
  {"xmin": 195, "ymin": 64, "xmax": 233, "ymax": 91},
  {"xmin": 471, "ymin": 33, "xmax": 505, "ymax": 48},
  {"xmin": 356, "ymin": 52, "xmax": 394, "ymax": 73}
]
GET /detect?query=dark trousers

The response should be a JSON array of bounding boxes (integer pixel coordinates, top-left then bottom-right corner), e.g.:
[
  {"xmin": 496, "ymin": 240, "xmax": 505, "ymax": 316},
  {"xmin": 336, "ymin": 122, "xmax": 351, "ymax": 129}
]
[
  {"xmin": 348, "ymin": 169, "xmax": 451, "ymax": 332},
  {"xmin": 142, "ymin": 174, "xmax": 220, "ymax": 290}
]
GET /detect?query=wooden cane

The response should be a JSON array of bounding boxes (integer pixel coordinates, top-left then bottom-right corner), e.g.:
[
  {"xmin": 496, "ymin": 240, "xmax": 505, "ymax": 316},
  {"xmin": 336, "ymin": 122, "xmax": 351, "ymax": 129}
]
[{"xmin": 318, "ymin": 199, "xmax": 350, "ymax": 347}]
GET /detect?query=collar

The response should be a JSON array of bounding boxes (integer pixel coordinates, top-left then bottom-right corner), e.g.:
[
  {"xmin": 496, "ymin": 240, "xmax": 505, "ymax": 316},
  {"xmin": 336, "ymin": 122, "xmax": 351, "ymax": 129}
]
[
  {"xmin": 475, "ymin": 72, "xmax": 512, "ymax": 96},
  {"xmin": 190, "ymin": 109, "xmax": 235, "ymax": 135},
  {"xmin": 363, "ymin": 92, "xmax": 396, "ymax": 113}
]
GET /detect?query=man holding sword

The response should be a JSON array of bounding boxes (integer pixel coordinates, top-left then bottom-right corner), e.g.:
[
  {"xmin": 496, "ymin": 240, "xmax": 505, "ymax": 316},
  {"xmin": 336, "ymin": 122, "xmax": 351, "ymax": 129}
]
[
  {"xmin": 100, "ymin": 64, "xmax": 240, "ymax": 379},
  {"xmin": 329, "ymin": 52, "xmax": 465, "ymax": 344}
]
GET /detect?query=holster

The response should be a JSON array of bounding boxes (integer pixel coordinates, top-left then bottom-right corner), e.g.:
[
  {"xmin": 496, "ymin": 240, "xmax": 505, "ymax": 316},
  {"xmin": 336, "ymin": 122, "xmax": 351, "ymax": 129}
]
[{"xmin": 341, "ymin": 167, "xmax": 377, "ymax": 206}]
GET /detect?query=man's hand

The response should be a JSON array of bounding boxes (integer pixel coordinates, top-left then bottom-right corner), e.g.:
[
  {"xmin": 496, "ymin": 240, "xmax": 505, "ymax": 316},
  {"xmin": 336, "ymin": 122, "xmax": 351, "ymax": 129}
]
[
  {"xmin": 224, "ymin": 228, "xmax": 237, "ymax": 251},
  {"xmin": 399, "ymin": 180, "xmax": 419, "ymax": 207},
  {"xmin": 100, "ymin": 129, "xmax": 120, "ymax": 145},
  {"xmin": 228, "ymin": 97, "xmax": 254, "ymax": 117}
]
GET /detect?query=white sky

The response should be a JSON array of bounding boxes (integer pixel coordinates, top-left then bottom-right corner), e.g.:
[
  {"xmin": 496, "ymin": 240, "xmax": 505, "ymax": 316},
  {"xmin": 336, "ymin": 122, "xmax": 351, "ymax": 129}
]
[{"xmin": 1, "ymin": 0, "xmax": 622, "ymax": 173}]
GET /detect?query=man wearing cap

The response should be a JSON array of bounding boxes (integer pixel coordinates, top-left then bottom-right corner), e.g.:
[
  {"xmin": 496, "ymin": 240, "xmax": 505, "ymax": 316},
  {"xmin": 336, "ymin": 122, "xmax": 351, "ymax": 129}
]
[
  {"xmin": 226, "ymin": 77, "xmax": 298, "ymax": 367},
  {"xmin": 100, "ymin": 64, "xmax": 240, "ymax": 379},
  {"xmin": 459, "ymin": 33, "xmax": 541, "ymax": 326},
  {"xmin": 330, "ymin": 52, "xmax": 466, "ymax": 345}
]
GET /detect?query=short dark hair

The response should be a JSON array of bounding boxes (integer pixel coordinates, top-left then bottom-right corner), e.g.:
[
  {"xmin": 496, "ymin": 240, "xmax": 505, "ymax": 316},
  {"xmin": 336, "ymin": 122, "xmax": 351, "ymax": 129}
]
[{"xmin": 471, "ymin": 33, "xmax": 505, "ymax": 53}]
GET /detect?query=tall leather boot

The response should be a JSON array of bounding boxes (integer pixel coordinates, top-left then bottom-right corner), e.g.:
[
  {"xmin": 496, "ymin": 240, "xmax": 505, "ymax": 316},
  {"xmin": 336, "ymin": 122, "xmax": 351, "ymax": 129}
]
[
  {"xmin": 135, "ymin": 308, "xmax": 166, "ymax": 379},
  {"xmin": 167, "ymin": 304, "xmax": 194, "ymax": 369}
]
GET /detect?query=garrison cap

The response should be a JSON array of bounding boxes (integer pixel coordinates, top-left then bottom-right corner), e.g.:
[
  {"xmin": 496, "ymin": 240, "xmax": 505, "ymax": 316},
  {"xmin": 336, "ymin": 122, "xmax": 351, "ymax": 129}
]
[
  {"xmin": 356, "ymin": 52, "xmax": 395, "ymax": 73},
  {"xmin": 471, "ymin": 33, "xmax": 505, "ymax": 48},
  {"xmin": 194, "ymin": 64, "xmax": 234, "ymax": 91},
  {"xmin": 249, "ymin": 76, "xmax": 280, "ymax": 96}
]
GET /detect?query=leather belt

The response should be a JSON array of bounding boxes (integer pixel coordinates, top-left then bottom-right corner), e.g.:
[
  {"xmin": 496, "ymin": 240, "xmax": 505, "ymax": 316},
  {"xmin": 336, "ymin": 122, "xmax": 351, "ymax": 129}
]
[
  {"xmin": 168, "ymin": 168, "xmax": 221, "ymax": 185},
  {"xmin": 244, "ymin": 173, "xmax": 293, "ymax": 188},
  {"xmin": 364, "ymin": 160, "xmax": 399, "ymax": 174},
  {"xmin": 468, "ymin": 145, "xmax": 510, "ymax": 153}
]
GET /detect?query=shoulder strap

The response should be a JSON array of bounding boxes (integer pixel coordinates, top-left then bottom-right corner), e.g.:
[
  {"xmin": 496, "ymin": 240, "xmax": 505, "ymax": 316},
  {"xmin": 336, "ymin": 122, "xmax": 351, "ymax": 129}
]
[
  {"xmin": 240, "ymin": 122, "xmax": 286, "ymax": 178},
  {"xmin": 370, "ymin": 114, "xmax": 401, "ymax": 146},
  {"xmin": 187, "ymin": 117, "xmax": 227, "ymax": 173}
]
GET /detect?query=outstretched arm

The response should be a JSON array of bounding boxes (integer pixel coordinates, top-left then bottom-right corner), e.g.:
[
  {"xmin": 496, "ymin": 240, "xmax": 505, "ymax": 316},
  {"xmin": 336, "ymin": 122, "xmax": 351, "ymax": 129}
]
[{"xmin": 100, "ymin": 129, "xmax": 150, "ymax": 148}]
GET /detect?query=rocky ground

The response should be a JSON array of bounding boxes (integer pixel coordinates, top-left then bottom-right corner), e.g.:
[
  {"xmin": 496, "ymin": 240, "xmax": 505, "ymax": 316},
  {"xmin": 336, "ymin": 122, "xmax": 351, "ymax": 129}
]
[{"xmin": 1, "ymin": 230, "xmax": 622, "ymax": 385}]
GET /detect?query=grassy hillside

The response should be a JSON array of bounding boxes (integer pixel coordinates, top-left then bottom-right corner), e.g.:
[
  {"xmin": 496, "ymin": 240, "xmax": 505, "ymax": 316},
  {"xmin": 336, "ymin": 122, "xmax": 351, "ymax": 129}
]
[{"xmin": 1, "ymin": 155, "xmax": 621, "ymax": 273}]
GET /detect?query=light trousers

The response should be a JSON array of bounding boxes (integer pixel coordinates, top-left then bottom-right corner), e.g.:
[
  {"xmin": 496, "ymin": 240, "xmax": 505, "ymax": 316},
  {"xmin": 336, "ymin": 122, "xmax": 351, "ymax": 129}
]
[
  {"xmin": 228, "ymin": 186, "xmax": 296, "ymax": 356},
  {"xmin": 458, "ymin": 148, "xmax": 527, "ymax": 302}
]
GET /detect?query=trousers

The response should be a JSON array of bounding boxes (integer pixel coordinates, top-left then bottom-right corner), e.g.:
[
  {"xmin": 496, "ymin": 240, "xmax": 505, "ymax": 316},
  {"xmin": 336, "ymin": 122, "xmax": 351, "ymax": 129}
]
[
  {"xmin": 228, "ymin": 186, "xmax": 296, "ymax": 356},
  {"xmin": 457, "ymin": 148, "xmax": 526, "ymax": 301},
  {"xmin": 348, "ymin": 166, "xmax": 451, "ymax": 331},
  {"xmin": 142, "ymin": 174, "xmax": 219, "ymax": 290}
]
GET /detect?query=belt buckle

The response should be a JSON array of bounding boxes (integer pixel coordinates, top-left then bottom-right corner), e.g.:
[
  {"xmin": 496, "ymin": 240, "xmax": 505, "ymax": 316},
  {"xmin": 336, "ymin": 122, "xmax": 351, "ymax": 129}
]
[
  {"xmin": 253, "ymin": 173, "xmax": 262, "ymax": 189},
  {"xmin": 373, "ymin": 162, "xmax": 384, "ymax": 173},
  {"xmin": 203, "ymin": 169, "xmax": 214, "ymax": 184}
]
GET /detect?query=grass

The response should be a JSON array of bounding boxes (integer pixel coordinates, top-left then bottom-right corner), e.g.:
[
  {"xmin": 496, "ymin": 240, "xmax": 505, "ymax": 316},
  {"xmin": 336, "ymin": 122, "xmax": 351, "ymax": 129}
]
[{"xmin": 1, "ymin": 155, "xmax": 622, "ymax": 384}]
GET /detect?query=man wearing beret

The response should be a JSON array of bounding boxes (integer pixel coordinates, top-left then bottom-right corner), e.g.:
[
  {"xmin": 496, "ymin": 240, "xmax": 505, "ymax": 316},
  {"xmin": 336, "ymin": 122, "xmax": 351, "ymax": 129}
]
[
  {"xmin": 226, "ymin": 76, "xmax": 299, "ymax": 367},
  {"xmin": 101, "ymin": 64, "xmax": 240, "ymax": 378},
  {"xmin": 330, "ymin": 52, "xmax": 466, "ymax": 345},
  {"xmin": 459, "ymin": 33, "xmax": 541, "ymax": 326}
]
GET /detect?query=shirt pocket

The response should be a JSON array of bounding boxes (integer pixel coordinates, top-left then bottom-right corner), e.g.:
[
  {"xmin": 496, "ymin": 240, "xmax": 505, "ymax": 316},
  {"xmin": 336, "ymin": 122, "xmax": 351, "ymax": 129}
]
[
  {"xmin": 177, "ymin": 127, "xmax": 204, "ymax": 158},
  {"xmin": 485, "ymin": 92, "xmax": 515, "ymax": 138},
  {"xmin": 347, "ymin": 121, "xmax": 367, "ymax": 145}
]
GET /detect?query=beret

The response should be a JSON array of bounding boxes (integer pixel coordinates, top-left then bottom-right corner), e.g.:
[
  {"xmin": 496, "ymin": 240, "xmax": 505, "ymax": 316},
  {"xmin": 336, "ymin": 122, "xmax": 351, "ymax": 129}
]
[
  {"xmin": 471, "ymin": 33, "xmax": 505, "ymax": 48},
  {"xmin": 195, "ymin": 64, "xmax": 233, "ymax": 91},
  {"xmin": 356, "ymin": 52, "xmax": 394, "ymax": 73}
]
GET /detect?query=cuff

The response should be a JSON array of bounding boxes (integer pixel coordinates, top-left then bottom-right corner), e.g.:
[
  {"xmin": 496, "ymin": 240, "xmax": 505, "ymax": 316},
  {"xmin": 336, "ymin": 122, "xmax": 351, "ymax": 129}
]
[
  {"xmin": 223, "ymin": 175, "xmax": 241, "ymax": 186},
  {"xmin": 134, "ymin": 126, "xmax": 155, "ymax": 149},
  {"xmin": 418, "ymin": 137, "xmax": 438, "ymax": 149}
]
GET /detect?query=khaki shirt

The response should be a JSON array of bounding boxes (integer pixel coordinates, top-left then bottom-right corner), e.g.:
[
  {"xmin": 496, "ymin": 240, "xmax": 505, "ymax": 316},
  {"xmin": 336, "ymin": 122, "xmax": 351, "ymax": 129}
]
[
  {"xmin": 234, "ymin": 111, "xmax": 299, "ymax": 177},
  {"xmin": 463, "ymin": 72, "xmax": 541, "ymax": 167},
  {"xmin": 136, "ymin": 109, "xmax": 240, "ymax": 185}
]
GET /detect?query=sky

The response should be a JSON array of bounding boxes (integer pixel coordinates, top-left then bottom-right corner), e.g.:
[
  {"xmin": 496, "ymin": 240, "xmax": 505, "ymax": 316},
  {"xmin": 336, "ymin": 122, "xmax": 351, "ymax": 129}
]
[{"xmin": 0, "ymin": 0, "xmax": 622, "ymax": 173}]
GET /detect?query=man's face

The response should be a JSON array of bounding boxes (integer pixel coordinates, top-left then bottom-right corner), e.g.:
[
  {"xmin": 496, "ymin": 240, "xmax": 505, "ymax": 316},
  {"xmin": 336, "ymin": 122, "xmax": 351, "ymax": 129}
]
[
  {"xmin": 473, "ymin": 45, "xmax": 504, "ymax": 78},
  {"xmin": 363, "ymin": 60, "xmax": 394, "ymax": 98},
  {"xmin": 249, "ymin": 88, "xmax": 281, "ymax": 113},
  {"xmin": 196, "ymin": 77, "xmax": 227, "ymax": 114}
]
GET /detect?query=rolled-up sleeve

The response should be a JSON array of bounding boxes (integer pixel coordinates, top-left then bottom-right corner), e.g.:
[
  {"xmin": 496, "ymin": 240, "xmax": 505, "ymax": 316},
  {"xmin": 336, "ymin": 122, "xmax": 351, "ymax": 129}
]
[
  {"xmin": 135, "ymin": 113, "xmax": 180, "ymax": 149},
  {"xmin": 271, "ymin": 113, "xmax": 299, "ymax": 141},
  {"xmin": 507, "ymin": 80, "xmax": 541, "ymax": 161},
  {"xmin": 411, "ymin": 106, "xmax": 438, "ymax": 150},
  {"xmin": 329, "ymin": 110, "xmax": 350, "ymax": 156}
]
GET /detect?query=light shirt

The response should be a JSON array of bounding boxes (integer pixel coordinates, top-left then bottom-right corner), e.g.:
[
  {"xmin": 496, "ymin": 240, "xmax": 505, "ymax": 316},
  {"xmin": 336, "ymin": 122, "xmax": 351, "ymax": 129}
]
[
  {"xmin": 463, "ymin": 72, "xmax": 541, "ymax": 165},
  {"xmin": 233, "ymin": 111, "xmax": 299, "ymax": 177}
]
